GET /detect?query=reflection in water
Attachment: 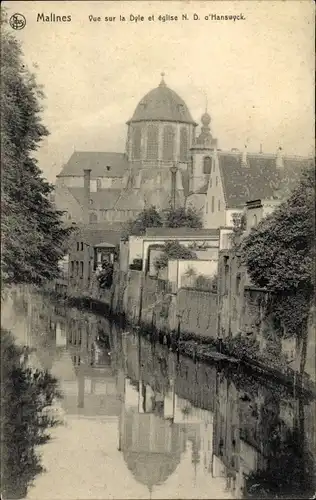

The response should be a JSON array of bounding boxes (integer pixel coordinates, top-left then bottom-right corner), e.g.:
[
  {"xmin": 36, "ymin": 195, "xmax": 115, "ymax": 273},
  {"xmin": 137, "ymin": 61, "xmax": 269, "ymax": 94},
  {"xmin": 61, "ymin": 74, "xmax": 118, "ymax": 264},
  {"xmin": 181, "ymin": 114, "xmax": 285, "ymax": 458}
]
[{"xmin": 2, "ymin": 288, "xmax": 315, "ymax": 499}]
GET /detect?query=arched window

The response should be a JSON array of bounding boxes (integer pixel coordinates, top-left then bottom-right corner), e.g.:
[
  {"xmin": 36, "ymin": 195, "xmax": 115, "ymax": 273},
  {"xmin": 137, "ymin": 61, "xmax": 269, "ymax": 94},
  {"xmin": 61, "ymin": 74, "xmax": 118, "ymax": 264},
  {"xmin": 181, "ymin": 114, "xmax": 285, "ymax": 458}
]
[
  {"xmin": 163, "ymin": 125, "xmax": 175, "ymax": 161},
  {"xmin": 89, "ymin": 212, "xmax": 97, "ymax": 223},
  {"xmin": 180, "ymin": 127, "xmax": 188, "ymax": 162},
  {"xmin": 203, "ymin": 157, "xmax": 212, "ymax": 174},
  {"xmin": 132, "ymin": 126, "xmax": 141, "ymax": 159},
  {"xmin": 146, "ymin": 124, "xmax": 158, "ymax": 160},
  {"xmin": 253, "ymin": 214, "xmax": 258, "ymax": 227}
]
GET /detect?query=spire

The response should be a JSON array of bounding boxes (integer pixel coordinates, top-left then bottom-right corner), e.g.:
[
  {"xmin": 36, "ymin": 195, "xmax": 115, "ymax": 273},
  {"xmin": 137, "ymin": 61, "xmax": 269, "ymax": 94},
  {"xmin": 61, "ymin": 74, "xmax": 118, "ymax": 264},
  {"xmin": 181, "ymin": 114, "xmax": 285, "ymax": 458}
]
[{"xmin": 159, "ymin": 72, "xmax": 166, "ymax": 87}]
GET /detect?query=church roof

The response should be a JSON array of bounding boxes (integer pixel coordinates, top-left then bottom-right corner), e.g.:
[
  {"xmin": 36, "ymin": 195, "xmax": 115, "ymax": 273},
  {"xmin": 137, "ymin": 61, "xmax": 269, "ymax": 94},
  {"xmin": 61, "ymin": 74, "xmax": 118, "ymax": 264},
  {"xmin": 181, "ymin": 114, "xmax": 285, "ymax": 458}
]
[
  {"xmin": 218, "ymin": 152, "xmax": 314, "ymax": 209},
  {"xmin": 58, "ymin": 152, "xmax": 128, "ymax": 178},
  {"xmin": 128, "ymin": 76, "xmax": 197, "ymax": 125},
  {"xmin": 68, "ymin": 187, "xmax": 144, "ymax": 212},
  {"xmin": 69, "ymin": 188, "xmax": 122, "ymax": 209}
]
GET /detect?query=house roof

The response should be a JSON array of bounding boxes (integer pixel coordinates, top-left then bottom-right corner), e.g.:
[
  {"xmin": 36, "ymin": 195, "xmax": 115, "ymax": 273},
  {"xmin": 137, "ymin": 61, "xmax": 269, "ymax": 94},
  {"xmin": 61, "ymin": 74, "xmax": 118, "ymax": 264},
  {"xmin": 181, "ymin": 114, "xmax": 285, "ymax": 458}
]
[
  {"xmin": 218, "ymin": 152, "xmax": 314, "ymax": 209},
  {"xmin": 145, "ymin": 227, "xmax": 219, "ymax": 238},
  {"xmin": 94, "ymin": 242, "xmax": 116, "ymax": 248},
  {"xmin": 75, "ymin": 228, "xmax": 122, "ymax": 247},
  {"xmin": 57, "ymin": 152, "xmax": 129, "ymax": 178}
]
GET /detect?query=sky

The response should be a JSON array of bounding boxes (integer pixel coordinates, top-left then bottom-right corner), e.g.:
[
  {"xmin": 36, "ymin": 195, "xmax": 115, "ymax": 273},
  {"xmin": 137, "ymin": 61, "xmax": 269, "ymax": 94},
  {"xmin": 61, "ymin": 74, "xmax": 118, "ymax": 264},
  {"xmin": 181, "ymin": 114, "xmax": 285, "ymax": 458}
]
[{"xmin": 3, "ymin": 0, "xmax": 315, "ymax": 183}]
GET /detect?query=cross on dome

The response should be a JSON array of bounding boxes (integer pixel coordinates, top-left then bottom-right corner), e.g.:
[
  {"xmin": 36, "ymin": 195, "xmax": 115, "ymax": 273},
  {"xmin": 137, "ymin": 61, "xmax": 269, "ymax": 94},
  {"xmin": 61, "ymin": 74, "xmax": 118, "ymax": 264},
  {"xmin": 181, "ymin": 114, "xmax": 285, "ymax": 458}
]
[{"xmin": 159, "ymin": 72, "xmax": 166, "ymax": 87}]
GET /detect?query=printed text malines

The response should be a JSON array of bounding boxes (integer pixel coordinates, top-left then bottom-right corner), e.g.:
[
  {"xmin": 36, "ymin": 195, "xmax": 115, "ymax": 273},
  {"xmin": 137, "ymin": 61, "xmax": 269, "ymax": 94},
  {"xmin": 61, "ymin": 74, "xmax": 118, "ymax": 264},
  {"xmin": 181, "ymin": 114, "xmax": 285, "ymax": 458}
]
[{"xmin": 37, "ymin": 13, "xmax": 72, "ymax": 22}]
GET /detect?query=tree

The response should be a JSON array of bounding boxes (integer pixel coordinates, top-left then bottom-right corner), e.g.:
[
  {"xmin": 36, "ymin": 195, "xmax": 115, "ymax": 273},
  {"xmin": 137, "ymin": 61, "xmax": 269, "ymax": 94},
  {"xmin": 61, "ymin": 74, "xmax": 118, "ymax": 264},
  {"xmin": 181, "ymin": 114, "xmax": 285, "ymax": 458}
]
[
  {"xmin": 121, "ymin": 205, "xmax": 163, "ymax": 240},
  {"xmin": 154, "ymin": 241, "xmax": 197, "ymax": 271},
  {"xmin": 165, "ymin": 206, "xmax": 203, "ymax": 228},
  {"xmin": 240, "ymin": 164, "xmax": 315, "ymax": 372},
  {"xmin": 1, "ymin": 329, "xmax": 62, "ymax": 499},
  {"xmin": 1, "ymin": 11, "xmax": 72, "ymax": 286}
]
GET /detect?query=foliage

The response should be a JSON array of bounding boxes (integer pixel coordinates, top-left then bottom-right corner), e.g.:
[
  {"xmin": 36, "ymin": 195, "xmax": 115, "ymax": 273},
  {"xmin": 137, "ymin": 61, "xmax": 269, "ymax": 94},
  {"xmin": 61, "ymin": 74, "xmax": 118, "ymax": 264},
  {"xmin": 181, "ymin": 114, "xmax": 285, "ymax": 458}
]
[
  {"xmin": 164, "ymin": 206, "xmax": 203, "ymax": 228},
  {"xmin": 193, "ymin": 273, "xmax": 218, "ymax": 292},
  {"xmin": 230, "ymin": 212, "xmax": 247, "ymax": 249},
  {"xmin": 97, "ymin": 261, "xmax": 114, "ymax": 288},
  {"xmin": 244, "ymin": 411, "xmax": 315, "ymax": 499},
  {"xmin": 154, "ymin": 241, "xmax": 197, "ymax": 271},
  {"xmin": 240, "ymin": 165, "xmax": 315, "ymax": 293},
  {"xmin": 1, "ymin": 12, "xmax": 73, "ymax": 286},
  {"xmin": 239, "ymin": 165, "xmax": 315, "ymax": 375},
  {"xmin": 122, "ymin": 205, "xmax": 203, "ymax": 241},
  {"xmin": 1, "ymin": 329, "xmax": 62, "ymax": 499},
  {"xmin": 121, "ymin": 206, "xmax": 163, "ymax": 240}
]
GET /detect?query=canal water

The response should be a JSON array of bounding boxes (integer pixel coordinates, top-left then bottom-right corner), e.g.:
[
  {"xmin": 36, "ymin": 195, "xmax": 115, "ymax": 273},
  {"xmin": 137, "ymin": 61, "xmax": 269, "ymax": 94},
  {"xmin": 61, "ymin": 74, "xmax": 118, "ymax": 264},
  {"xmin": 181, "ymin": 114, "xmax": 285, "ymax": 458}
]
[{"xmin": 2, "ymin": 288, "xmax": 315, "ymax": 500}]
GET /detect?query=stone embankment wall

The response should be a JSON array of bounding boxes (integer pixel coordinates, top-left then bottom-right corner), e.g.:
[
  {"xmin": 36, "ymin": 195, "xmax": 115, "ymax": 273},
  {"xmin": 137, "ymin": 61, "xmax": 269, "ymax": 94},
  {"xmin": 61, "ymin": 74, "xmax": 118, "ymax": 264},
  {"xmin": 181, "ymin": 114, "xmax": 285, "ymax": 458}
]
[{"xmin": 111, "ymin": 268, "xmax": 218, "ymax": 338}]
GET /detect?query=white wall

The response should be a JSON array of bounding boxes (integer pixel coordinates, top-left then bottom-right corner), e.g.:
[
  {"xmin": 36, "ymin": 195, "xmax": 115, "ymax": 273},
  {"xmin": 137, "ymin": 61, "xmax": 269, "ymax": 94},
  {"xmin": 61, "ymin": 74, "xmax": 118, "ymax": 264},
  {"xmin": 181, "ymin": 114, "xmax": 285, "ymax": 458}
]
[
  {"xmin": 219, "ymin": 228, "xmax": 234, "ymax": 250},
  {"xmin": 129, "ymin": 236, "xmax": 144, "ymax": 265},
  {"xmin": 168, "ymin": 260, "xmax": 178, "ymax": 291},
  {"xmin": 178, "ymin": 259, "xmax": 218, "ymax": 289},
  {"xmin": 142, "ymin": 237, "xmax": 219, "ymax": 272}
]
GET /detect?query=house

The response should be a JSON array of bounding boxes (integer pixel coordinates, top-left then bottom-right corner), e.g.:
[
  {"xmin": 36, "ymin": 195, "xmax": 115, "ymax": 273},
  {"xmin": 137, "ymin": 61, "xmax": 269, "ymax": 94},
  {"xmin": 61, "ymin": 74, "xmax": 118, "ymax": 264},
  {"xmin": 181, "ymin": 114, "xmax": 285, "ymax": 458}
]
[
  {"xmin": 67, "ymin": 224, "xmax": 122, "ymax": 295},
  {"xmin": 203, "ymin": 147, "xmax": 313, "ymax": 229}
]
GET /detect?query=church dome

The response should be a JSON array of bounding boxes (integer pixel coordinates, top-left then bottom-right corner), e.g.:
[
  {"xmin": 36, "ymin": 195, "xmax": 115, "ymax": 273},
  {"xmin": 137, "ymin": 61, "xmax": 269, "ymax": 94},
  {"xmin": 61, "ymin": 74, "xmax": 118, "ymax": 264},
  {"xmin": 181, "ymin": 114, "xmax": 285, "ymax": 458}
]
[{"xmin": 128, "ymin": 74, "xmax": 197, "ymax": 125}]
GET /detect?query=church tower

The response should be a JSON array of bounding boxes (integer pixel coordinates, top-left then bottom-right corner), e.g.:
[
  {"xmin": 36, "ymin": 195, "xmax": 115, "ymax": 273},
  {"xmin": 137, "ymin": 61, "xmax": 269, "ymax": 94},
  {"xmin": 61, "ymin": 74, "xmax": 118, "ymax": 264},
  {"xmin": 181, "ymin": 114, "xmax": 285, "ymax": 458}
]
[
  {"xmin": 189, "ymin": 109, "xmax": 218, "ymax": 193},
  {"xmin": 125, "ymin": 74, "xmax": 198, "ymax": 209}
]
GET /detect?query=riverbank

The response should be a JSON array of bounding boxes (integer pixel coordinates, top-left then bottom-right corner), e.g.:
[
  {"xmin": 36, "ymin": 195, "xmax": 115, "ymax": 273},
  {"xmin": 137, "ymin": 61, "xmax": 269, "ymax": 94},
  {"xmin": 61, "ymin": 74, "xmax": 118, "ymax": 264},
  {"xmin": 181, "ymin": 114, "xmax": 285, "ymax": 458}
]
[{"xmin": 44, "ymin": 290, "xmax": 316, "ymax": 399}]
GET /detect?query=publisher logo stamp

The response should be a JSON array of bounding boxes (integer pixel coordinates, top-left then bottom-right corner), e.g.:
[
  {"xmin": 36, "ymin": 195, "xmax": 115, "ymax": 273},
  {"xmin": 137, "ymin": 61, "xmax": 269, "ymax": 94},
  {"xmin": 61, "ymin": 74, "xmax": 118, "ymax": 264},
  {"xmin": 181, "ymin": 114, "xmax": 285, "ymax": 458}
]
[{"xmin": 9, "ymin": 13, "xmax": 26, "ymax": 30}]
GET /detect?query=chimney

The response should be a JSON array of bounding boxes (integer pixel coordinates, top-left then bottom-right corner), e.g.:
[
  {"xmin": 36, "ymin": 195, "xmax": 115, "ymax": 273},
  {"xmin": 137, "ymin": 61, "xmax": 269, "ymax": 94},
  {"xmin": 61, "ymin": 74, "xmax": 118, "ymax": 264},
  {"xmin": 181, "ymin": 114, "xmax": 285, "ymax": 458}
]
[
  {"xmin": 276, "ymin": 146, "xmax": 283, "ymax": 169},
  {"xmin": 242, "ymin": 144, "xmax": 248, "ymax": 166},
  {"xmin": 83, "ymin": 169, "xmax": 91, "ymax": 224}
]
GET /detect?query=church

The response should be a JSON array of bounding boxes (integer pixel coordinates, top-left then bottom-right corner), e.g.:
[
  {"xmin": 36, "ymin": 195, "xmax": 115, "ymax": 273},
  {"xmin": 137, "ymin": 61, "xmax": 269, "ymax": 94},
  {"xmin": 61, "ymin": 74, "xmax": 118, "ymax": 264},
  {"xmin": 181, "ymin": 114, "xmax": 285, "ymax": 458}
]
[{"xmin": 54, "ymin": 74, "xmax": 311, "ymax": 229}]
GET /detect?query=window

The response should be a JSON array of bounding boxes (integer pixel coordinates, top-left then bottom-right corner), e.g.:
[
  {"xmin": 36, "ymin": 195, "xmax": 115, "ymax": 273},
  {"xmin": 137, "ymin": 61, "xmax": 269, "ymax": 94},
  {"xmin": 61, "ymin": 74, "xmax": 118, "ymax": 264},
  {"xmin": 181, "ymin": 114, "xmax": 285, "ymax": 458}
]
[
  {"xmin": 75, "ymin": 261, "xmax": 79, "ymax": 276},
  {"xmin": 206, "ymin": 202, "xmax": 208, "ymax": 214},
  {"xmin": 218, "ymin": 199, "xmax": 221, "ymax": 211},
  {"xmin": 209, "ymin": 178, "xmax": 212, "ymax": 188},
  {"xmin": 253, "ymin": 214, "xmax": 258, "ymax": 227},
  {"xmin": 89, "ymin": 212, "xmax": 98, "ymax": 223},
  {"xmin": 80, "ymin": 261, "xmax": 84, "ymax": 278},
  {"xmin": 76, "ymin": 242, "xmax": 80, "ymax": 251},
  {"xmin": 224, "ymin": 264, "xmax": 229, "ymax": 294},
  {"xmin": 80, "ymin": 242, "xmax": 84, "ymax": 251},
  {"xmin": 70, "ymin": 261, "xmax": 74, "ymax": 278},
  {"xmin": 180, "ymin": 127, "xmax": 188, "ymax": 162},
  {"xmin": 132, "ymin": 126, "xmax": 141, "ymax": 159},
  {"xmin": 216, "ymin": 176, "xmax": 218, "ymax": 186},
  {"xmin": 203, "ymin": 157, "xmax": 212, "ymax": 174},
  {"xmin": 163, "ymin": 125, "xmax": 175, "ymax": 161},
  {"xmin": 146, "ymin": 124, "xmax": 159, "ymax": 160},
  {"xmin": 106, "ymin": 166, "xmax": 111, "ymax": 171},
  {"xmin": 211, "ymin": 196, "xmax": 215, "ymax": 213},
  {"xmin": 236, "ymin": 274, "xmax": 241, "ymax": 294}
]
